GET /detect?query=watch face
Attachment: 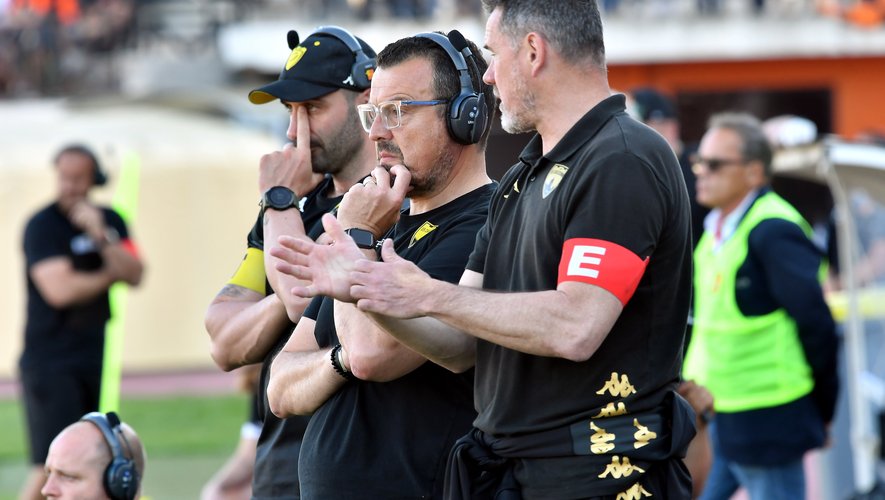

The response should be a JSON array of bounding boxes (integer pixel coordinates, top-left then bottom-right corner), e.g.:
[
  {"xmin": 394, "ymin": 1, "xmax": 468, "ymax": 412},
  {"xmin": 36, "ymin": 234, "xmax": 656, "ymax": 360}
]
[
  {"xmin": 347, "ymin": 229, "xmax": 376, "ymax": 249},
  {"xmin": 268, "ymin": 187, "xmax": 295, "ymax": 206}
]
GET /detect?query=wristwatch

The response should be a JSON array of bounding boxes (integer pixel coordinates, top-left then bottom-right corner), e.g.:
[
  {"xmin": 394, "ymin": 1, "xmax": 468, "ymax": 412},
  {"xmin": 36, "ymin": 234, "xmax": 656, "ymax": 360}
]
[
  {"xmin": 344, "ymin": 228, "xmax": 377, "ymax": 249},
  {"xmin": 260, "ymin": 186, "xmax": 300, "ymax": 214}
]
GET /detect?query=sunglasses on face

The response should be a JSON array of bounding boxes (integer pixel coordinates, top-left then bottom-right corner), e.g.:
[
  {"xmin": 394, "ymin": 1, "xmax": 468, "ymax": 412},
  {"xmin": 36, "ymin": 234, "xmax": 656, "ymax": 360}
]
[{"xmin": 690, "ymin": 154, "xmax": 747, "ymax": 174}]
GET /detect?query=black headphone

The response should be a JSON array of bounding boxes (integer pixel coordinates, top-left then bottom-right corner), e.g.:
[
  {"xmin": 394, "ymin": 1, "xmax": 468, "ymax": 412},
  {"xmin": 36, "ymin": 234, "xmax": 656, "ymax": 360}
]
[
  {"xmin": 415, "ymin": 30, "xmax": 489, "ymax": 145},
  {"xmin": 80, "ymin": 412, "xmax": 138, "ymax": 500},
  {"xmin": 55, "ymin": 144, "xmax": 108, "ymax": 186},
  {"xmin": 312, "ymin": 25, "xmax": 376, "ymax": 89}
]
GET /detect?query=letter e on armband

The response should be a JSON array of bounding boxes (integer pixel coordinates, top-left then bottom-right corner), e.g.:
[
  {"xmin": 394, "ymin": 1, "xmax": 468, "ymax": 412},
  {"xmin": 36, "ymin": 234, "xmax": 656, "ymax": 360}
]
[{"xmin": 557, "ymin": 238, "xmax": 648, "ymax": 306}]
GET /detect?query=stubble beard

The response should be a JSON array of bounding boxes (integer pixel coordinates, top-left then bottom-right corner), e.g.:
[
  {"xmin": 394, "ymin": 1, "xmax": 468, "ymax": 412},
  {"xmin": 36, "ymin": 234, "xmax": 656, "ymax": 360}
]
[
  {"xmin": 499, "ymin": 70, "xmax": 536, "ymax": 135},
  {"xmin": 310, "ymin": 107, "xmax": 365, "ymax": 176}
]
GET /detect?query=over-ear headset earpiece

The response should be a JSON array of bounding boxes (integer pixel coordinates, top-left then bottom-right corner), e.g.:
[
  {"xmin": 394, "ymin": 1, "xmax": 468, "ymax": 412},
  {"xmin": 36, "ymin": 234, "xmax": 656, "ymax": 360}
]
[
  {"xmin": 55, "ymin": 144, "xmax": 108, "ymax": 186},
  {"xmin": 92, "ymin": 154, "xmax": 108, "ymax": 186},
  {"xmin": 313, "ymin": 25, "xmax": 376, "ymax": 89},
  {"xmin": 415, "ymin": 30, "xmax": 489, "ymax": 145},
  {"xmin": 80, "ymin": 412, "xmax": 138, "ymax": 500}
]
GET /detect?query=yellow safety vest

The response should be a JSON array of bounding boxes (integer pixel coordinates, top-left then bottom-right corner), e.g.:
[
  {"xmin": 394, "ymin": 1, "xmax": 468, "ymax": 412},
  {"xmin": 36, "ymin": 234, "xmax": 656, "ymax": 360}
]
[{"xmin": 684, "ymin": 192, "xmax": 818, "ymax": 413}]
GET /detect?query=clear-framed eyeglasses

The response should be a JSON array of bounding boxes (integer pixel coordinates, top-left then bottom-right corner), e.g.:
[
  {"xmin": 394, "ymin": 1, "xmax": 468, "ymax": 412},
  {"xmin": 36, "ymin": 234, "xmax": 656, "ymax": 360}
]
[{"xmin": 356, "ymin": 100, "xmax": 448, "ymax": 133}]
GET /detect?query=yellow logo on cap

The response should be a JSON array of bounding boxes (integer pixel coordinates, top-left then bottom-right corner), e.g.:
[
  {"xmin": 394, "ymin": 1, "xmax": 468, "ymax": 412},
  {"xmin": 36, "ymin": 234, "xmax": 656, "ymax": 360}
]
[
  {"xmin": 409, "ymin": 221, "xmax": 438, "ymax": 248},
  {"xmin": 285, "ymin": 46, "xmax": 307, "ymax": 70}
]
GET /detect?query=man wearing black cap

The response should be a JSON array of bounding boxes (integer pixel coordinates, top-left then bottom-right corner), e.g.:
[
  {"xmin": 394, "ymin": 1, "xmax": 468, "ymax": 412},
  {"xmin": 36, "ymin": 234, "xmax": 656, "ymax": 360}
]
[
  {"xmin": 266, "ymin": 31, "xmax": 496, "ymax": 498},
  {"xmin": 204, "ymin": 25, "xmax": 377, "ymax": 499},
  {"xmin": 279, "ymin": 1, "xmax": 696, "ymax": 497}
]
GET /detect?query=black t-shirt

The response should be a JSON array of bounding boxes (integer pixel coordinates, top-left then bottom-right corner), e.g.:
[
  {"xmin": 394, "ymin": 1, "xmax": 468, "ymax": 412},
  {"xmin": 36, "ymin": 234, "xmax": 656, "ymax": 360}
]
[
  {"xmin": 467, "ymin": 95, "xmax": 692, "ymax": 496},
  {"xmin": 20, "ymin": 202, "xmax": 131, "ymax": 370},
  {"xmin": 251, "ymin": 176, "xmax": 342, "ymax": 500},
  {"xmin": 298, "ymin": 183, "xmax": 495, "ymax": 499}
]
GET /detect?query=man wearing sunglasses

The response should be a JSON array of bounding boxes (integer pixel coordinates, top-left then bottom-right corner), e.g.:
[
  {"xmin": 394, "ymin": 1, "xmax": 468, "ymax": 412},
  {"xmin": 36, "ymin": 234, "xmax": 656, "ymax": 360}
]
[
  {"xmin": 266, "ymin": 32, "xmax": 496, "ymax": 498},
  {"xmin": 204, "ymin": 26, "xmax": 378, "ymax": 499},
  {"xmin": 683, "ymin": 112, "xmax": 838, "ymax": 499}
]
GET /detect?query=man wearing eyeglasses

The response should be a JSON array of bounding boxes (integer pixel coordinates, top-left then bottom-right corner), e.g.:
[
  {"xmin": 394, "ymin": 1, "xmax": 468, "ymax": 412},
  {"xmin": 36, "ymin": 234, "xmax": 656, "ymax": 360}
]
[
  {"xmin": 269, "ymin": 1, "xmax": 696, "ymax": 497},
  {"xmin": 204, "ymin": 26, "xmax": 378, "ymax": 499},
  {"xmin": 266, "ymin": 32, "xmax": 496, "ymax": 498},
  {"xmin": 683, "ymin": 112, "xmax": 838, "ymax": 500}
]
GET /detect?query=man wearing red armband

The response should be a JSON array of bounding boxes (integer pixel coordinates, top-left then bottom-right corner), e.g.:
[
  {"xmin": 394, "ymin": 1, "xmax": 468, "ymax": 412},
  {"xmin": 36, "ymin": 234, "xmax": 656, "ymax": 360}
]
[
  {"xmin": 19, "ymin": 144, "xmax": 144, "ymax": 500},
  {"xmin": 271, "ymin": 1, "xmax": 696, "ymax": 497}
]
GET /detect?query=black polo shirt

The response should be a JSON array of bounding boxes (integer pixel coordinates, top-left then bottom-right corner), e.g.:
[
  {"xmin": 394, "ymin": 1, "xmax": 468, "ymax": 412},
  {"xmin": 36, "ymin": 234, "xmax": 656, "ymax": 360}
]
[
  {"xmin": 250, "ymin": 175, "xmax": 341, "ymax": 500},
  {"xmin": 466, "ymin": 95, "xmax": 692, "ymax": 496},
  {"xmin": 21, "ymin": 202, "xmax": 130, "ymax": 369},
  {"xmin": 299, "ymin": 183, "xmax": 495, "ymax": 499}
]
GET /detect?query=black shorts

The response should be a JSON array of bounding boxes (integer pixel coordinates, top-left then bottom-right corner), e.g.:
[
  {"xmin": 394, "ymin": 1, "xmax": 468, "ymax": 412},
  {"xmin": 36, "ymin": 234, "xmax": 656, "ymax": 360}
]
[{"xmin": 20, "ymin": 363, "xmax": 102, "ymax": 464}]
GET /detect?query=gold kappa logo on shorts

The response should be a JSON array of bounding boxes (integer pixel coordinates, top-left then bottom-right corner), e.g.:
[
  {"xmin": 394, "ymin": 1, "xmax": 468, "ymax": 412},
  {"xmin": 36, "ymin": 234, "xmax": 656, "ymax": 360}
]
[{"xmin": 542, "ymin": 163, "xmax": 569, "ymax": 199}]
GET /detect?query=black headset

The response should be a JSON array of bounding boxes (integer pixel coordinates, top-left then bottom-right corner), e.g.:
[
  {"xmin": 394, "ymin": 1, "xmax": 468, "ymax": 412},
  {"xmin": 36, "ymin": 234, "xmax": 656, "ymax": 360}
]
[
  {"xmin": 55, "ymin": 144, "xmax": 108, "ymax": 186},
  {"xmin": 80, "ymin": 412, "xmax": 138, "ymax": 500},
  {"xmin": 415, "ymin": 30, "xmax": 489, "ymax": 145},
  {"xmin": 312, "ymin": 25, "xmax": 376, "ymax": 89}
]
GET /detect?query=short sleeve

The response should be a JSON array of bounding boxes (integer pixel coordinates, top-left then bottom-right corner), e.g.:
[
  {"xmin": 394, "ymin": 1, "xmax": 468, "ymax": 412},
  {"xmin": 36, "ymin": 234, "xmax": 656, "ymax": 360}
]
[
  {"xmin": 556, "ymin": 153, "xmax": 667, "ymax": 304},
  {"xmin": 247, "ymin": 211, "xmax": 264, "ymax": 250},
  {"xmin": 416, "ymin": 212, "xmax": 488, "ymax": 284},
  {"xmin": 23, "ymin": 213, "xmax": 65, "ymax": 268},
  {"xmin": 465, "ymin": 220, "xmax": 490, "ymax": 275}
]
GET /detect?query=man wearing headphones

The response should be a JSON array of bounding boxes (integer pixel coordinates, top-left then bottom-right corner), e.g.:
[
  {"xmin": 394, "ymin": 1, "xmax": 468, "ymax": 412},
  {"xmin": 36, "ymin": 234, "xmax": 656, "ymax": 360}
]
[
  {"xmin": 19, "ymin": 144, "xmax": 144, "ymax": 500},
  {"xmin": 265, "ymin": 32, "xmax": 496, "ymax": 498},
  {"xmin": 204, "ymin": 26, "xmax": 378, "ymax": 498},
  {"xmin": 275, "ymin": 1, "xmax": 696, "ymax": 497},
  {"xmin": 42, "ymin": 412, "xmax": 147, "ymax": 500}
]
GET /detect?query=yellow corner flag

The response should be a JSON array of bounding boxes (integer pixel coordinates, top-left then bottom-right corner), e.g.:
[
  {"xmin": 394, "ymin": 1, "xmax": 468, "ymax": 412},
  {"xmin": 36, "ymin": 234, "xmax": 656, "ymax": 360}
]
[{"xmin": 100, "ymin": 149, "xmax": 141, "ymax": 413}]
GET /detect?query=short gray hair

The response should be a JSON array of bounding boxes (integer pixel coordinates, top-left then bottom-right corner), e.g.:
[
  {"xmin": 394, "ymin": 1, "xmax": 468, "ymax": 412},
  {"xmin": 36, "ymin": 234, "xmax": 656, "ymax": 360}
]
[
  {"xmin": 708, "ymin": 112, "xmax": 773, "ymax": 178},
  {"xmin": 482, "ymin": 0, "xmax": 605, "ymax": 70}
]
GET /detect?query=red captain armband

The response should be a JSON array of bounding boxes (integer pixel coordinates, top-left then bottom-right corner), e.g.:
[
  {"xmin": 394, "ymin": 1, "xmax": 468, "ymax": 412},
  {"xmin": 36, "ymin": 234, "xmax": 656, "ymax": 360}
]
[
  {"xmin": 121, "ymin": 239, "xmax": 140, "ymax": 258},
  {"xmin": 557, "ymin": 238, "xmax": 649, "ymax": 306}
]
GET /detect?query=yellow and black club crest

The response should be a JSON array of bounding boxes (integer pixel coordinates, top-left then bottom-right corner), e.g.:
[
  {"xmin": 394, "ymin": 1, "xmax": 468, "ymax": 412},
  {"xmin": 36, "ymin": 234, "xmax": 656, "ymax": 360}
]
[
  {"xmin": 409, "ymin": 221, "xmax": 438, "ymax": 248},
  {"xmin": 285, "ymin": 45, "xmax": 308, "ymax": 70},
  {"xmin": 542, "ymin": 163, "xmax": 569, "ymax": 199}
]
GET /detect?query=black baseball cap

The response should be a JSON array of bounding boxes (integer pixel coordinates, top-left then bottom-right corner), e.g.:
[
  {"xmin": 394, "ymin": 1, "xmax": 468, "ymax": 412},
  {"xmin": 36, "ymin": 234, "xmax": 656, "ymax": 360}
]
[
  {"xmin": 632, "ymin": 87, "xmax": 677, "ymax": 122},
  {"xmin": 248, "ymin": 28, "xmax": 377, "ymax": 105}
]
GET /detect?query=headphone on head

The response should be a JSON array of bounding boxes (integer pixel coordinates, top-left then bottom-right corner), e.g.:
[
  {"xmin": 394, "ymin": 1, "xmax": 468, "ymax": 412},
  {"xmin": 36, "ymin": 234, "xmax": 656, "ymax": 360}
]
[
  {"xmin": 55, "ymin": 144, "xmax": 108, "ymax": 186},
  {"xmin": 312, "ymin": 25, "xmax": 376, "ymax": 89},
  {"xmin": 80, "ymin": 412, "xmax": 138, "ymax": 500},
  {"xmin": 415, "ymin": 30, "xmax": 489, "ymax": 145}
]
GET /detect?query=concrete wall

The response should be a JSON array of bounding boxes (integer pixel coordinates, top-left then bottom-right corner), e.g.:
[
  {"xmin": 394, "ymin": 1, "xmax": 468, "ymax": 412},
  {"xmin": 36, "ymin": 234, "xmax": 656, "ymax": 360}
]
[{"xmin": 0, "ymin": 100, "xmax": 280, "ymax": 379}]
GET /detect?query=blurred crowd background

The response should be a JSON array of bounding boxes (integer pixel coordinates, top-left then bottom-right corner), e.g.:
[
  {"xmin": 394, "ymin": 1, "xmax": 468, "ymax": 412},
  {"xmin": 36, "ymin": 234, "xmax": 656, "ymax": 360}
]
[
  {"xmin": 1, "ymin": 0, "xmax": 884, "ymax": 99},
  {"xmin": 2, "ymin": 0, "xmax": 885, "ymax": 497}
]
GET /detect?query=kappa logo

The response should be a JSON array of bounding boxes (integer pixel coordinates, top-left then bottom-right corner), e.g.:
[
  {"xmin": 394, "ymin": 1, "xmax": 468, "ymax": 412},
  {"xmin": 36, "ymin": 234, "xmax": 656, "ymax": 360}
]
[
  {"xmin": 589, "ymin": 421, "xmax": 616, "ymax": 455},
  {"xmin": 286, "ymin": 46, "xmax": 307, "ymax": 70},
  {"xmin": 542, "ymin": 163, "xmax": 569, "ymax": 199},
  {"xmin": 594, "ymin": 402, "xmax": 628, "ymax": 418},
  {"xmin": 616, "ymin": 482, "xmax": 653, "ymax": 500},
  {"xmin": 633, "ymin": 418, "xmax": 657, "ymax": 449},
  {"xmin": 596, "ymin": 372, "xmax": 637, "ymax": 398},
  {"xmin": 598, "ymin": 456, "xmax": 646, "ymax": 480},
  {"xmin": 503, "ymin": 178, "xmax": 520, "ymax": 199},
  {"xmin": 409, "ymin": 221, "xmax": 438, "ymax": 247},
  {"xmin": 344, "ymin": 68, "xmax": 375, "ymax": 87}
]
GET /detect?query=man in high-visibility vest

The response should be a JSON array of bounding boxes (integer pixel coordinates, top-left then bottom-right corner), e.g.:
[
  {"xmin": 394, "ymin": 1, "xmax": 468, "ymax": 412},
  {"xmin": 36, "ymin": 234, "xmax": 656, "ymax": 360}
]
[{"xmin": 683, "ymin": 112, "xmax": 839, "ymax": 500}]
